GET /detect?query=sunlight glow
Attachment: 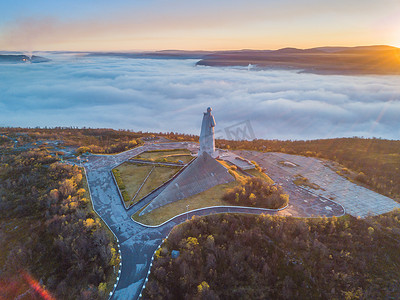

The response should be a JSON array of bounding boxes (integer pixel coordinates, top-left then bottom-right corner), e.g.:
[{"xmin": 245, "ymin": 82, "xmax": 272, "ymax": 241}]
[{"xmin": 22, "ymin": 271, "xmax": 55, "ymax": 300}]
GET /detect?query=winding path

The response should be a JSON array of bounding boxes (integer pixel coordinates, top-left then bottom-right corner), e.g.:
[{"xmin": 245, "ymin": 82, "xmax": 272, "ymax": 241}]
[{"xmin": 84, "ymin": 143, "xmax": 377, "ymax": 299}]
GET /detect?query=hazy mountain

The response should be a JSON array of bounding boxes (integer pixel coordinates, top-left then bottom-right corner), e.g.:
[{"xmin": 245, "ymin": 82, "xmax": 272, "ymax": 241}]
[
  {"xmin": 196, "ymin": 45, "xmax": 400, "ymax": 75},
  {"xmin": 30, "ymin": 55, "xmax": 52, "ymax": 63},
  {"xmin": 0, "ymin": 54, "xmax": 51, "ymax": 63},
  {"xmin": 3, "ymin": 46, "xmax": 400, "ymax": 75},
  {"xmin": 87, "ymin": 50, "xmax": 214, "ymax": 60}
]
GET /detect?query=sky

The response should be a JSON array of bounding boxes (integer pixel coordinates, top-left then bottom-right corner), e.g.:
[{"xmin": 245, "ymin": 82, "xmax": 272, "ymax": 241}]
[
  {"xmin": 1, "ymin": 0, "xmax": 400, "ymax": 51},
  {"xmin": 1, "ymin": 56, "xmax": 399, "ymax": 140}
]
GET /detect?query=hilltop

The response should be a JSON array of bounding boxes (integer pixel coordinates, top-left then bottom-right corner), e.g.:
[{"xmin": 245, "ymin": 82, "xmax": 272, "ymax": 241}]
[
  {"xmin": 85, "ymin": 45, "xmax": 400, "ymax": 75},
  {"xmin": 0, "ymin": 54, "xmax": 51, "ymax": 63},
  {"xmin": 3, "ymin": 46, "xmax": 400, "ymax": 75},
  {"xmin": 196, "ymin": 45, "xmax": 400, "ymax": 75}
]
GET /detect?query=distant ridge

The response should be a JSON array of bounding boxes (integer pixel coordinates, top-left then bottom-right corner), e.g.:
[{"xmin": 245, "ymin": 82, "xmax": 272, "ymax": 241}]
[
  {"xmin": 86, "ymin": 45, "xmax": 400, "ymax": 75},
  {"xmin": 4, "ymin": 46, "xmax": 398, "ymax": 75},
  {"xmin": 87, "ymin": 45, "xmax": 400, "ymax": 75},
  {"xmin": 87, "ymin": 50, "xmax": 214, "ymax": 60},
  {"xmin": 0, "ymin": 54, "xmax": 51, "ymax": 64},
  {"xmin": 196, "ymin": 45, "xmax": 400, "ymax": 75}
]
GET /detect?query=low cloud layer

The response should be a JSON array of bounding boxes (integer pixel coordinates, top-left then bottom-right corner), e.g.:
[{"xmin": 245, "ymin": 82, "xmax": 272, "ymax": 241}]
[{"xmin": 0, "ymin": 55, "xmax": 399, "ymax": 140}]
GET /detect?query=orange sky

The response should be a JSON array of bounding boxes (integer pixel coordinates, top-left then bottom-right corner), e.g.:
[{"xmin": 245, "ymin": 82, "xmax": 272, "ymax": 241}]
[{"xmin": 1, "ymin": 0, "xmax": 399, "ymax": 51}]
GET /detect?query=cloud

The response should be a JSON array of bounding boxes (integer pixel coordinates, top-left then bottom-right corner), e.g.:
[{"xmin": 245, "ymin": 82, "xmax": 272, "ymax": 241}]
[{"xmin": 0, "ymin": 54, "xmax": 399, "ymax": 140}]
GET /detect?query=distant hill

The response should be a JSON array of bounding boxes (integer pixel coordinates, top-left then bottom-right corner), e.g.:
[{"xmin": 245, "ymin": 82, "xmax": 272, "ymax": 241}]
[
  {"xmin": 87, "ymin": 46, "xmax": 400, "ymax": 75},
  {"xmin": 4, "ymin": 47, "xmax": 399, "ymax": 75},
  {"xmin": 87, "ymin": 50, "xmax": 214, "ymax": 60},
  {"xmin": 0, "ymin": 54, "xmax": 51, "ymax": 64},
  {"xmin": 196, "ymin": 45, "xmax": 400, "ymax": 75},
  {"xmin": 30, "ymin": 55, "xmax": 51, "ymax": 63}
]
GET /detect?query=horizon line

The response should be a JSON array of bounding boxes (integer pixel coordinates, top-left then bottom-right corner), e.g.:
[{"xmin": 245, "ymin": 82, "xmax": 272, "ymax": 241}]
[{"xmin": 1, "ymin": 44, "xmax": 399, "ymax": 54}]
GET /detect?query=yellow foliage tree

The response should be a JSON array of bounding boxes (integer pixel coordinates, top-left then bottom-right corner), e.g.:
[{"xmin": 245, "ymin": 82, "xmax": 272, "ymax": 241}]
[
  {"xmin": 84, "ymin": 218, "xmax": 95, "ymax": 228},
  {"xmin": 77, "ymin": 188, "xmax": 86, "ymax": 197},
  {"xmin": 249, "ymin": 193, "xmax": 256, "ymax": 205},
  {"xmin": 197, "ymin": 281, "xmax": 210, "ymax": 294},
  {"xmin": 186, "ymin": 237, "xmax": 199, "ymax": 249},
  {"xmin": 98, "ymin": 282, "xmax": 107, "ymax": 295}
]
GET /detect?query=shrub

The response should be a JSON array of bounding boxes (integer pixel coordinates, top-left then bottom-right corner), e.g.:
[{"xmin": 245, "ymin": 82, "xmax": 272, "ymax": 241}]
[
  {"xmin": 223, "ymin": 177, "xmax": 288, "ymax": 209},
  {"xmin": 355, "ymin": 172, "xmax": 367, "ymax": 183}
]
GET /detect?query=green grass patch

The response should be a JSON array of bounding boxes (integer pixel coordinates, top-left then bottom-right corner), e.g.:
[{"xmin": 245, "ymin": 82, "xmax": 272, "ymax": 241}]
[
  {"xmin": 135, "ymin": 149, "xmax": 193, "ymax": 164},
  {"xmin": 113, "ymin": 162, "xmax": 183, "ymax": 207},
  {"xmin": 132, "ymin": 181, "xmax": 239, "ymax": 226},
  {"xmin": 135, "ymin": 165, "xmax": 182, "ymax": 200},
  {"xmin": 164, "ymin": 154, "xmax": 194, "ymax": 164},
  {"xmin": 132, "ymin": 160, "xmax": 280, "ymax": 226},
  {"xmin": 112, "ymin": 163, "xmax": 154, "ymax": 206}
]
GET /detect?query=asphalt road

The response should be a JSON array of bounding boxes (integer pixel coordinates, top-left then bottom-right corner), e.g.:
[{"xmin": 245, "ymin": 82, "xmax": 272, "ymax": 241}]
[
  {"xmin": 83, "ymin": 143, "xmax": 349, "ymax": 299},
  {"xmin": 5, "ymin": 134, "xmax": 394, "ymax": 299}
]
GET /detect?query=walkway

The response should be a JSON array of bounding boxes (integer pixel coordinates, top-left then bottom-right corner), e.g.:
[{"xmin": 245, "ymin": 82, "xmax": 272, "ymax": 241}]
[
  {"xmin": 234, "ymin": 150, "xmax": 400, "ymax": 217},
  {"xmin": 83, "ymin": 144, "xmax": 397, "ymax": 299},
  {"xmin": 84, "ymin": 143, "xmax": 191, "ymax": 299}
]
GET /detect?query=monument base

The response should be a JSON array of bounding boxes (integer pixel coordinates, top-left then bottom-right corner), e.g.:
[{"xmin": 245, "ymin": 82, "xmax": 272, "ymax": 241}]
[{"xmin": 140, "ymin": 151, "xmax": 234, "ymax": 215}]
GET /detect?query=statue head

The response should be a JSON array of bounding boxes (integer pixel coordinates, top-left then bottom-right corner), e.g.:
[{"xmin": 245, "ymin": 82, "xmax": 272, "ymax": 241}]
[{"xmin": 207, "ymin": 107, "xmax": 212, "ymax": 113}]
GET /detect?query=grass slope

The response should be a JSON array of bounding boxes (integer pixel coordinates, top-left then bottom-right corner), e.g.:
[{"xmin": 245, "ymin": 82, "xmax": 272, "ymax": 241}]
[
  {"xmin": 135, "ymin": 165, "xmax": 182, "ymax": 201},
  {"xmin": 132, "ymin": 181, "xmax": 239, "ymax": 226},
  {"xmin": 113, "ymin": 162, "xmax": 182, "ymax": 207},
  {"xmin": 135, "ymin": 149, "xmax": 192, "ymax": 163},
  {"xmin": 113, "ymin": 163, "xmax": 154, "ymax": 206},
  {"xmin": 132, "ymin": 161, "xmax": 280, "ymax": 226}
]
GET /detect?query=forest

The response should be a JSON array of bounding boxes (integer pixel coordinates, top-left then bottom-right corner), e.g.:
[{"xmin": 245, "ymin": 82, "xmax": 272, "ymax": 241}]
[
  {"xmin": 0, "ymin": 146, "xmax": 119, "ymax": 299},
  {"xmin": 3, "ymin": 127, "xmax": 398, "ymax": 205},
  {"xmin": 144, "ymin": 212, "xmax": 400, "ymax": 299},
  {"xmin": 1, "ymin": 127, "xmax": 399, "ymax": 299},
  {"xmin": 0, "ymin": 127, "xmax": 197, "ymax": 154},
  {"xmin": 0, "ymin": 127, "xmax": 198, "ymax": 299}
]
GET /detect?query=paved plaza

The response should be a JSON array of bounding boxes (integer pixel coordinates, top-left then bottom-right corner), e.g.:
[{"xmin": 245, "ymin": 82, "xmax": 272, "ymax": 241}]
[
  {"xmin": 235, "ymin": 150, "xmax": 400, "ymax": 218},
  {"xmin": 80, "ymin": 143, "xmax": 398, "ymax": 299}
]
